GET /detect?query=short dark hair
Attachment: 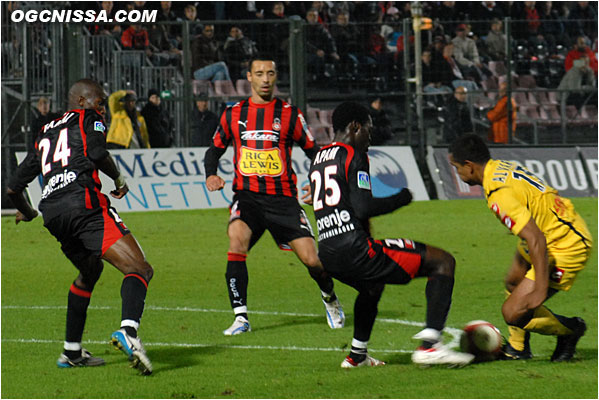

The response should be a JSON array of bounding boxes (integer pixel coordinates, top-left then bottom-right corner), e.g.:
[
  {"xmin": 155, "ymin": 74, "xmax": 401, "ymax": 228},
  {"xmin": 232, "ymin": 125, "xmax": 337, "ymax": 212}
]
[
  {"xmin": 248, "ymin": 54, "xmax": 278, "ymax": 71},
  {"xmin": 332, "ymin": 102, "xmax": 370, "ymax": 133},
  {"xmin": 448, "ymin": 134, "xmax": 491, "ymax": 164}
]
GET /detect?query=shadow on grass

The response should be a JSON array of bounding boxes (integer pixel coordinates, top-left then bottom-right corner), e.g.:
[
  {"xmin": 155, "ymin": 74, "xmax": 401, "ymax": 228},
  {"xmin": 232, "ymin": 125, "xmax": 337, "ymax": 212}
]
[
  {"xmin": 250, "ymin": 315, "xmax": 328, "ymax": 333},
  {"xmin": 147, "ymin": 345, "xmax": 225, "ymax": 374}
]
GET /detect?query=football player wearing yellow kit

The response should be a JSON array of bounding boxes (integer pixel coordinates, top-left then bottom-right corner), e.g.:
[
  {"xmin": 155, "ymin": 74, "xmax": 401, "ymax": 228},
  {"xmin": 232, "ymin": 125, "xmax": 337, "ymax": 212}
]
[{"xmin": 448, "ymin": 134, "xmax": 592, "ymax": 362}]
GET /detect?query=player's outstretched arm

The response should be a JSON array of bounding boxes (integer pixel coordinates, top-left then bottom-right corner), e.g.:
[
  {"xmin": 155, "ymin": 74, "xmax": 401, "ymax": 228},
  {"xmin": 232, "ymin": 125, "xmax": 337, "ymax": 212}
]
[
  {"xmin": 351, "ymin": 187, "xmax": 413, "ymax": 220},
  {"xmin": 6, "ymin": 188, "xmax": 38, "ymax": 224},
  {"xmin": 94, "ymin": 154, "xmax": 129, "ymax": 198}
]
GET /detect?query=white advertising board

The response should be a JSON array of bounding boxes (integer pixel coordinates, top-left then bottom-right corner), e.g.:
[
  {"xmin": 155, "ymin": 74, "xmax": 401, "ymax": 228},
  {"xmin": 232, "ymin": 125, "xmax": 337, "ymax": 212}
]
[{"xmin": 17, "ymin": 146, "xmax": 429, "ymax": 212}]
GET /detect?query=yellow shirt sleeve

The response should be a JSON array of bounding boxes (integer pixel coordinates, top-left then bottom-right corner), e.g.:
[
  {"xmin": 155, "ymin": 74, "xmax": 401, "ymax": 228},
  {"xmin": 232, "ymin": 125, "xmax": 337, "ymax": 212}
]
[{"xmin": 487, "ymin": 186, "xmax": 531, "ymax": 236}]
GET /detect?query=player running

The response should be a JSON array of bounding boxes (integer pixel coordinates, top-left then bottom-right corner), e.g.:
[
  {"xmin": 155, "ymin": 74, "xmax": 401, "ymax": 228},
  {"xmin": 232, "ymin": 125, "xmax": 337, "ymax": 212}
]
[
  {"xmin": 204, "ymin": 54, "xmax": 344, "ymax": 335},
  {"xmin": 309, "ymin": 102, "xmax": 474, "ymax": 367},
  {"xmin": 7, "ymin": 79, "xmax": 153, "ymax": 375},
  {"xmin": 449, "ymin": 134, "xmax": 592, "ymax": 361}
]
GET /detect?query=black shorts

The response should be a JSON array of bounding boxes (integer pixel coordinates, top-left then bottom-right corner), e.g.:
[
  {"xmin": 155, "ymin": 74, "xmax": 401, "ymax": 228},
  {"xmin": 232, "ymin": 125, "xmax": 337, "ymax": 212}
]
[
  {"xmin": 229, "ymin": 191, "xmax": 314, "ymax": 250},
  {"xmin": 44, "ymin": 206, "xmax": 130, "ymax": 268},
  {"xmin": 320, "ymin": 237, "xmax": 427, "ymax": 290}
]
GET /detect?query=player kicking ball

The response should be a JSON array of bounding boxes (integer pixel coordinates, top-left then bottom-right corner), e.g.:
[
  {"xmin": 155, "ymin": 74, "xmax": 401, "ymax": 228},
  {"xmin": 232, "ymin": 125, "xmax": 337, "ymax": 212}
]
[
  {"xmin": 449, "ymin": 134, "xmax": 591, "ymax": 362},
  {"xmin": 308, "ymin": 102, "xmax": 474, "ymax": 368}
]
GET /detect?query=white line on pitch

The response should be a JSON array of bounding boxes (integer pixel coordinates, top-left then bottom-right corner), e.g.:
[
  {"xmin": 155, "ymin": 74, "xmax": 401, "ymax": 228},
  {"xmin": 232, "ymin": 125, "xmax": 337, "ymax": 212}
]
[
  {"xmin": 1, "ymin": 338, "xmax": 412, "ymax": 354},
  {"xmin": 2, "ymin": 304, "xmax": 462, "ymax": 346}
]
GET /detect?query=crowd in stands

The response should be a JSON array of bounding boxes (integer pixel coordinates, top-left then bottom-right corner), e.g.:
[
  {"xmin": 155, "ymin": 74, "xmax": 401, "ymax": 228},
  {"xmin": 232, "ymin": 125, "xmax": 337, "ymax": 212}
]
[{"xmin": 7, "ymin": 1, "xmax": 598, "ymax": 147}]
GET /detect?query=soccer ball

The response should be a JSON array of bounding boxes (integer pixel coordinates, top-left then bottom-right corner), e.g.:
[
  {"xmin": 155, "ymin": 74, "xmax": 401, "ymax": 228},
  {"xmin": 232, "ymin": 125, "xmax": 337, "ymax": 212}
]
[{"xmin": 460, "ymin": 320, "xmax": 503, "ymax": 358}]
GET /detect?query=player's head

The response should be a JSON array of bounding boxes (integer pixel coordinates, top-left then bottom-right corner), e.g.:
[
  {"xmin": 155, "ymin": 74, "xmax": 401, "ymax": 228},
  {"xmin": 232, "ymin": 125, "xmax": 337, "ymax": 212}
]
[
  {"xmin": 247, "ymin": 54, "xmax": 277, "ymax": 102},
  {"xmin": 448, "ymin": 134, "xmax": 490, "ymax": 186},
  {"xmin": 332, "ymin": 102, "xmax": 372, "ymax": 153},
  {"xmin": 68, "ymin": 79, "xmax": 107, "ymax": 115}
]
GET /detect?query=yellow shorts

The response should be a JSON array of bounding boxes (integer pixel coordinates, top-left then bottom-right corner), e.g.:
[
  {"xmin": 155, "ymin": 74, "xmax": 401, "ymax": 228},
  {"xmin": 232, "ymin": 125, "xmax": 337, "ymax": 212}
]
[{"xmin": 518, "ymin": 241, "xmax": 591, "ymax": 292}]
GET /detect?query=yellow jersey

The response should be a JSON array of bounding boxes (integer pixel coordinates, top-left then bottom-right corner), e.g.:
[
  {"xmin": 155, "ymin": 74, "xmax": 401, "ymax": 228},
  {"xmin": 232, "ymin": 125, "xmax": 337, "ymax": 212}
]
[{"xmin": 482, "ymin": 159, "xmax": 592, "ymax": 265}]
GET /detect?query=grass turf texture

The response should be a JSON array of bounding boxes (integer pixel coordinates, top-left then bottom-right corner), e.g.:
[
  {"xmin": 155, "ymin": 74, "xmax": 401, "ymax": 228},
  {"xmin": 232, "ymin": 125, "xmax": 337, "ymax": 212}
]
[{"xmin": 1, "ymin": 198, "xmax": 597, "ymax": 399}]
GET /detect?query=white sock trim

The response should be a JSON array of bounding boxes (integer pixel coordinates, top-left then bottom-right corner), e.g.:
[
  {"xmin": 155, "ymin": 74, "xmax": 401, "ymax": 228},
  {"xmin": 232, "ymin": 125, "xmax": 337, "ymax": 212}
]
[
  {"xmin": 351, "ymin": 338, "xmax": 369, "ymax": 350},
  {"xmin": 413, "ymin": 328, "xmax": 442, "ymax": 342},
  {"xmin": 64, "ymin": 341, "xmax": 81, "ymax": 351},
  {"xmin": 233, "ymin": 306, "xmax": 248, "ymax": 315},
  {"xmin": 321, "ymin": 290, "xmax": 334, "ymax": 298},
  {"xmin": 121, "ymin": 319, "xmax": 140, "ymax": 330}
]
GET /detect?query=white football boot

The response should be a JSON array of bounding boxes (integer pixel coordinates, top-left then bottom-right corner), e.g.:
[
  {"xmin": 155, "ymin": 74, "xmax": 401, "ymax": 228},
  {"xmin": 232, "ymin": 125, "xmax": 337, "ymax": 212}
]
[
  {"xmin": 341, "ymin": 354, "xmax": 386, "ymax": 368},
  {"xmin": 223, "ymin": 316, "xmax": 251, "ymax": 336},
  {"xmin": 111, "ymin": 329, "xmax": 153, "ymax": 375},
  {"xmin": 411, "ymin": 328, "xmax": 474, "ymax": 367},
  {"xmin": 322, "ymin": 297, "xmax": 345, "ymax": 329}
]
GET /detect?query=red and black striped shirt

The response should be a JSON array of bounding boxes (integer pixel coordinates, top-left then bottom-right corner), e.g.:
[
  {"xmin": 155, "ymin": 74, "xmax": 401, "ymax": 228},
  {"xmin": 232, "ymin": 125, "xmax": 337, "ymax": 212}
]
[{"xmin": 205, "ymin": 97, "xmax": 319, "ymax": 198}]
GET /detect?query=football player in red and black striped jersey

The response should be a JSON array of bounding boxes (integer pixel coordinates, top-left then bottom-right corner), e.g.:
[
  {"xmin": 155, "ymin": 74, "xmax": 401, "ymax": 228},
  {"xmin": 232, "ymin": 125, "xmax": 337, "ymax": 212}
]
[
  {"xmin": 7, "ymin": 79, "xmax": 153, "ymax": 374},
  {"xmin": 204, "ymin": 55, "xmax": 345, "ymax": 335},
  {"xmin": 309, "ymin": 102, "xmax": 473, "ymax": 367}
]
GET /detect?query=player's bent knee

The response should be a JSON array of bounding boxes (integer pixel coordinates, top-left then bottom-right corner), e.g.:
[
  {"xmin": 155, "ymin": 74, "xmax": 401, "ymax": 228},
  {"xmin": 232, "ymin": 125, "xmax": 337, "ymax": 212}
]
[{"xmin": 426, "ymin": 247, "xmax": 456, "ymax": 277}]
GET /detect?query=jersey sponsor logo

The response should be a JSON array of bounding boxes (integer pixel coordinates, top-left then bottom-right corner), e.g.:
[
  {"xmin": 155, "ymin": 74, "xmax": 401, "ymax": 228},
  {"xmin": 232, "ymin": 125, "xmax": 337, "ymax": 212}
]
[
  {"xmin": 491, "ymin": 202, "xmax": 500, "ymax": 215},
  {"xmin": 550, "ymin": 267, "xmax": 564, "ymax": 283},
  {"xmin": 313, "ymin": 146, "xmax": 340, "ymax": 165},
  {"xmin": 502, "ymin": 215, "xmax": 514, "ymax": 229},
  {"xmin": 272, "ymin": 117, "xmax": 281, "ymax": 131},
  {"xmin": 316, "ymin": 208, "xmax": 355, "ymax": 240},
  {"xmin": 298, "ymin": 114, "xmax": 315, "ymax": 141},
  {"xmin": 41, "ymin": 169, "xmax": 77, "ymax": 199},
  {"xmin": 238, "ymin": 120, "xmax": 248, "ymax": 128},
  {"xmin": 94, "ymin": 121, "xmax": 106, "ymax": 132},
  {"xmin": 240, "ymin": 130, "xmax": 279, "ymax": 142},
  {"xmin": 357, "ymin": 171, "xmax": 371, "ymax": 190},
  {"xmin": 239, "ymin": 147, "xmax": 283, "ymax": 177}
]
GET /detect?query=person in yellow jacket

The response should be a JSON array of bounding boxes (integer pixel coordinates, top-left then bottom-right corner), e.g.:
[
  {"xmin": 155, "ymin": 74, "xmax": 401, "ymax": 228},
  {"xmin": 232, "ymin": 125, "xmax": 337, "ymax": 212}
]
[
  {"xmin": 106, "ymin": 90, "xmax": 150, "ymax": 149},
  {"xmin": 449, "ymin": 134, "xmax": 592, "ymax": 362}
]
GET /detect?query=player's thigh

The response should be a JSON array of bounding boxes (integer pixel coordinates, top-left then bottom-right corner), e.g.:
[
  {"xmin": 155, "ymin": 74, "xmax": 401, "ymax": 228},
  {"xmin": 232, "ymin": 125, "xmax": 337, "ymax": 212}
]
[
  {"xmin": 288, "ymin": 236, "xmax": 320, "ymax": 268},
  {"xmin": 228, "ymin": 192, "xmax": 265, "ymax": 252},
  {"xmin": 505, "ymin": 249, "xmax": 531, "ymax": 293},
  {"xmin": 502, "ymin": 277, "xmax": 537, "ymax": 324},
  {"xmin": 416, "ymin": 243, "xmax": 455, "ymax": 278},
  {"xmin": 264, "ymin": 197, "xmax": 314, "ymax": 252},
  {"xmin": 370, "ymin": 238, "xmax": 427, "ymax": 284}
]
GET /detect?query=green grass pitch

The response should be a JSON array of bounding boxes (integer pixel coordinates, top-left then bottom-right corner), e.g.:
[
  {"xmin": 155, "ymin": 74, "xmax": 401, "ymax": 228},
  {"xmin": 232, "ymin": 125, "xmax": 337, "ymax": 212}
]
[{"xmin": 1, "ymin": 198, "xmax": 597, "ymax": 398}]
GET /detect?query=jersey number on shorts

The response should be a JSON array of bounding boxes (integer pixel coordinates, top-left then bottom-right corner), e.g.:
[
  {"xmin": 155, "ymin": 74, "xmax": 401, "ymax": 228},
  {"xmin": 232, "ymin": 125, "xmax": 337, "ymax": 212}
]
[
  {"xmin": 310, "ymin": 165, "xmax": 341, "ymax": 211},
  {"xmin": 38, "ymin": 128, "xmax": 71, "ymax": 175}
]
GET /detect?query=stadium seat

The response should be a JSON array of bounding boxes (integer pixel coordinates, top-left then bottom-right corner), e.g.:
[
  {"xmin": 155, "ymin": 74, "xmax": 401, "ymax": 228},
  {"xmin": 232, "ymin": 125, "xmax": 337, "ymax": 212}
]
[
  {"xmin": 235, "ymin": 79, "xmax": 251, "ymax": 96},
  {"xmin": 306, "ymin": 105, "xmax": 321, "ymax": 126},
  {"xmin": 488, "ymin": 61, "xmax": 506, "ymax": 78},
  {"xmin": 192, "ymin": 80, "xmax": 214, "ymax": 96},
  {"xmin": 481, "ymin": 76, "xmax": 498, "ymax": 91},
  {"xmin": 581, "ymin": 105, "xmax": 598, "ymax": 120},
  {"xmin": 513, "ymin": 91, "xmax": 529, "ymax": 106},
  {"xmin": 527, "ymin": 92, "xmax": 540, "ymax": 106},
  {"xmin": 538, "ymin": 105, "xmax": 561, "ymax": 126},
  {"xmin": 517, "ymin": 75, "xmax": 537, "ymax": 89},
  {"xmin": 318, "ymin": 109, "xmax": 334, "ymax": 127},
  {"xmin": 312, "ymin": 125, "xmax": 333, "ymax": 146},
  {"xmin": 214, "ymin": 80, "xmax": 238, "ymax": 96}
]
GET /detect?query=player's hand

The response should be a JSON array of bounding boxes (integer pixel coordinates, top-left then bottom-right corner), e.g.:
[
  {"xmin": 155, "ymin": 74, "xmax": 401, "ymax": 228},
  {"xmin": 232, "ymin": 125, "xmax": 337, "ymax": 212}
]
[
  {"xmin": 301, "ymin": 184, "xmax": 313, "ymax": 205},
  {"xmin": 206, "ymin": 175, "xmax": 225, "ymax": 191},
  {"xmin": 110, "ymin": 184, "xmax": 129, "ymax": 199},
  {"xmin": 15, "ymin": 209, "xmax": 38, "ymax": 225}
]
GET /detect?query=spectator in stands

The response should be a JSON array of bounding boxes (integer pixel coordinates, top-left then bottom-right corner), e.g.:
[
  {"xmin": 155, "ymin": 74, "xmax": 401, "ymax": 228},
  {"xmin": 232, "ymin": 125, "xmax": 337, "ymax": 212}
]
[
  {"xmin": 485, "ymin": 19, "xmax": 507, "ymax": 61},
  {"xmin": 190, "ymin": 93, "xmax": 219, "ymax": 147},
  {"xmin": 226, "ymin": 1, "xmax": 265, "ymax": 20},
  {"xmin": 310, "ymin": 1, "xmax": 332, "ymax": 28},
  {"xmin": 305, "ymin": 8, "xmax": 340, "ymax": 80},
  {"xmin": 470, "ymin": 1, "xmax": 504, "ymax": 37},
  {"xmin": 433, "ymin": 1, "xmax": 461, "ymax": 37},
  {"xmin": 141, "ymin": 89, "xmax": 173, "ymax": 148},
  {"xmin": 93, "ymin": 1, "xmax": 121, "ymax": 38},
  {"xmin": 262, "ymin": 2, "xmax": 289, "ymax": 58},
  {"xmin": 156, "ymin": 1, "xmax": 181, "ymax": 48},
  {"xmin": 30, "ymin": 97, "xmax": 60, "ymax": 151},
  {"xmin": 442, "ymin": 86, "xmax": 473, "ymax": 143},
  {"xmin": 106, "ymin": 90, "xmax": 150, "ymax": 149},
  {"xmin": 366, "ymin": 24, "xmax": 396, "ymax": 89},
  {"xmin": 223, "ymin": 25, "xmax": 259, "ymax": 81},
  {"xmin": 367, "ymin": 96, "xmax": 393, "ymax": 145},
  {"xmin": 422, "ymin": 49, "xmax": 453, "ymax": 100},
  {"xmin": 538, "ymin": 1, "xmax": 564, "ymax": 51},
  {"xmin": 452, "ymin": 24, "xmax": 488, "ymax": 83},
  {"xmin": 329, "ymin": 10, "xmax": 361, "ymax": 77},
  {"xmin": 440, "ymin": 43, "xmax": 480, "ymax": 93},
  {"xmin": 180, "ymin": 4, "xmax": 202, "ymax": 36},
  {"xmin": 558, "ymin": 55, "xmax": 596, "ymax": 110},
  {"xmin": 148, "ymin": 24, "xmax": 182, "ymax": 67},
  {"xmin": 487, "ymin": 82, "xmax": 517, "ymax": 144},
  {"xmin": 191, "ymin": 24, "xmax": 232, "ymax": 83},
  {"xmin": 565, "ymin": 36, "xmax": 598, "ymax": 76},
  {"xmin": 121, "ymin": 24, "xmax": 152, "ymax": 59},
  {"xmin": 567, "ymin": 1, "xmax": 598, "ymax": 43}
]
